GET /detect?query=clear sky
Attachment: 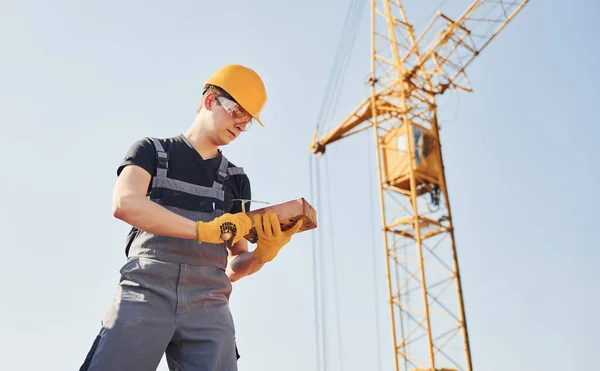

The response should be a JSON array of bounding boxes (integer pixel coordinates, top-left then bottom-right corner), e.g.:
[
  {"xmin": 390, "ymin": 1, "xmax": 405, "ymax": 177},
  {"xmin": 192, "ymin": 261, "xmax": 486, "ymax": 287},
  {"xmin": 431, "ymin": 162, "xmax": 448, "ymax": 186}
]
[{"xmin": 1, "ymin": 0, "xmax": 598, "ymax": 370}]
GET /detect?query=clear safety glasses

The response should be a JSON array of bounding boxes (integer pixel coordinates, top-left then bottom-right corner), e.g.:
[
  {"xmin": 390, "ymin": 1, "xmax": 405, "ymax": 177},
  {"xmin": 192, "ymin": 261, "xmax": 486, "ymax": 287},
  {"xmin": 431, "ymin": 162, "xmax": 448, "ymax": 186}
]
[{"xmin": 215, "ymin": 95, "xmax": 254, "ymax": 129}]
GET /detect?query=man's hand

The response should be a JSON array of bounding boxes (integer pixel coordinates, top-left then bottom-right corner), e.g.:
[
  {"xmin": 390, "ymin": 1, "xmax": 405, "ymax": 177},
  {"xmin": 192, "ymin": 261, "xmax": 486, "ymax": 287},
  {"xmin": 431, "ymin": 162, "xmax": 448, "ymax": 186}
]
[
  {"xmin": 252, "ymin": 212, "xmax": 303, "ymax": 263},
  {"xmin": 196, "ymin": 213, "xmax": 252, "ymax": 245}
]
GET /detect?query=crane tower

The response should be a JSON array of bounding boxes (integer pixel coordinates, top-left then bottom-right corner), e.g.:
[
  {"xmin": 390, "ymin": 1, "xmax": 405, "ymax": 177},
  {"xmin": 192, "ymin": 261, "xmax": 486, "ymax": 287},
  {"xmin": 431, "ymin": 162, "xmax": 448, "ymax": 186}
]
[{"xmin": 309, "ymin": 1, "xmax": 529, "ymax": 370}]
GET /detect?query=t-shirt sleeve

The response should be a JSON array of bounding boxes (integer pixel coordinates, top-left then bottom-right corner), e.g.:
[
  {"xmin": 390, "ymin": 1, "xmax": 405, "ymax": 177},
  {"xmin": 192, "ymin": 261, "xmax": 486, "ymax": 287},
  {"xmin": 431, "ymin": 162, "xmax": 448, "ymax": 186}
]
[
  {"xmin": 230, "ymin": 174, "xmax": 252, "ymax": 213},
  {"xmin": 116, "ymin": 137, "xmax": 157, "ymax": 177}
]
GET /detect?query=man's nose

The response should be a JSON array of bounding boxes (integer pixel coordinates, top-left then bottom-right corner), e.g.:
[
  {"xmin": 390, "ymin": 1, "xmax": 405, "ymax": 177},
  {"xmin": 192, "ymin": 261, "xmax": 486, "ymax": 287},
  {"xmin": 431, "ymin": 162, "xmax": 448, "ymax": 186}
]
[{"xmin": 235, "ymin": 122, "xmax": 247, "ymax": 132}]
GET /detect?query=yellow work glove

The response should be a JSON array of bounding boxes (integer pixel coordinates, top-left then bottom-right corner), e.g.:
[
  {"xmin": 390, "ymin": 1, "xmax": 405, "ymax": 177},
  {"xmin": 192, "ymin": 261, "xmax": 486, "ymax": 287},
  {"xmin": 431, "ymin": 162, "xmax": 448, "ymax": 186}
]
[
  {"xmin": 196, "ymin": 213, "xmax": 252, "ymax": 245},
  {"xmin": 252, "ymin": 212, "xmax": 303, "ymax": 263}
]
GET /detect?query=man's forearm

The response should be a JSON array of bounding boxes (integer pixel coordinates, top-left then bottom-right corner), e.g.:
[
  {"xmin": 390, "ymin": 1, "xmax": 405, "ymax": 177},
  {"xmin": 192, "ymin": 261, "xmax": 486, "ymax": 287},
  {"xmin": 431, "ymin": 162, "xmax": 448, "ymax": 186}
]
[
  {"xmin": 113, "ymin": 194, "xmax": 197, "ymax": 239},
  {"xmin": 227, "ymin": 251, "xmax": 265, "ymax": 282}
]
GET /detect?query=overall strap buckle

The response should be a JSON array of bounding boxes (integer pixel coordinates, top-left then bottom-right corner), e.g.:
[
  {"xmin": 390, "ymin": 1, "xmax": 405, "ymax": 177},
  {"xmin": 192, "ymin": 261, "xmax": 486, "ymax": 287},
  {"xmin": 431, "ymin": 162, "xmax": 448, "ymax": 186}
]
[{"xmin": 156, "ymin": 151, "xmax": 168, "ymax": 170}]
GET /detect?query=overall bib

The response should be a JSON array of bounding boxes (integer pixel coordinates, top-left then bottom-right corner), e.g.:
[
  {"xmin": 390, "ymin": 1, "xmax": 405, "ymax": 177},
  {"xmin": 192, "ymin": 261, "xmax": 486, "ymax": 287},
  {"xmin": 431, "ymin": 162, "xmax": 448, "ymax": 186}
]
[{"xmin": 80, "ymin": 138, "xmax": 245, "ymax": 371}]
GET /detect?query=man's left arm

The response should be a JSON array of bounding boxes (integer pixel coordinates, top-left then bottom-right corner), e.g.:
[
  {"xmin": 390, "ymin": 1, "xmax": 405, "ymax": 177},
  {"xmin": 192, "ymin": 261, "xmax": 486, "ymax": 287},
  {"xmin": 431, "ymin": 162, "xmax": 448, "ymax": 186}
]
[
  {"xmin": 226, "ymin": 212, "xmax": 303, "ymax": 282},
  {"xmin": 226, "ymin": 239, "xmax": 265, "ymax": 282}
]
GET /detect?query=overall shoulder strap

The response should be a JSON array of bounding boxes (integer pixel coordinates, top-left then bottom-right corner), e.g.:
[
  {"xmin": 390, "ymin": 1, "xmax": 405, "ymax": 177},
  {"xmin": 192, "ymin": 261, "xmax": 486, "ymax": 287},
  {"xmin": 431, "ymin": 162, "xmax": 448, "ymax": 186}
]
[
  {"xmin": 227, "ymin": 167, "xmax": 245, "ymax": 176},
  {"xmin": 149, "ymin": 137, "xmax": 168, "ymax": 177},
  {"xmin": 212, "ymin": 154, "xmax": 246, "ymax": 190},
  {"xmin": 148, "ymin": 137, "xmax": 168, "ymax": 200},
  {"xmin": 212, "ymin": 155, "xmax": 229, "ymax": 190}
]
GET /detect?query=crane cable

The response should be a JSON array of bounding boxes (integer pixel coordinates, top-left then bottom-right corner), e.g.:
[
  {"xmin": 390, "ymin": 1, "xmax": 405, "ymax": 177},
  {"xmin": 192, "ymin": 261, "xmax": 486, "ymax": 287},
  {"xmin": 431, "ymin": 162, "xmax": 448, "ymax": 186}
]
[
  {"xmin": 324, "ymin": 156, "xmax": 344, "ymax": 371},
  {"xmin": 314, "ymin": 0, "xmax": 366, "ymax": 135},
  {"xmin": 308, "ymin": 153, "xmax": 323, "ymax": 371},
  {"xmin": 309, "ymin": 0, "xmax": 366, "ymax": 370},
  {"xmin": 366, "ymin": 107, "xmax": 383, "ymax": 371}
]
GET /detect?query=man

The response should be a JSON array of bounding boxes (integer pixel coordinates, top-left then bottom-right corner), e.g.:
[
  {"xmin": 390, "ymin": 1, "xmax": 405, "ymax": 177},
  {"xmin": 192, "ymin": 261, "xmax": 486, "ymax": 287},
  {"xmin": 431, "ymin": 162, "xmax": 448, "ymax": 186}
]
[{"xmin": 80, "ymin": 64, "xmax": 303, "ymax": 370}]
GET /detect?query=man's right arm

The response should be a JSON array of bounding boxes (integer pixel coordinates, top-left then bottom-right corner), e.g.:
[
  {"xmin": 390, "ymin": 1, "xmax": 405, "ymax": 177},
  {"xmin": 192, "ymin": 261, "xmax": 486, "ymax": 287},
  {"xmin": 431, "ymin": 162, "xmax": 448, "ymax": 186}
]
[{"xmin": 112, "ymin": 164, "xmax": 197, "ymax": 240}]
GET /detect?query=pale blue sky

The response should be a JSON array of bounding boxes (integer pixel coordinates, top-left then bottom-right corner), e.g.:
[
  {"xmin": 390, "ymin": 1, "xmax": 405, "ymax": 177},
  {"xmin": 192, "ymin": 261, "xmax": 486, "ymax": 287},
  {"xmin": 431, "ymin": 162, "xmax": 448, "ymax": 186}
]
[{"xmin": 1, "ymin": 1, "xmax": 598, "ymax": 370}]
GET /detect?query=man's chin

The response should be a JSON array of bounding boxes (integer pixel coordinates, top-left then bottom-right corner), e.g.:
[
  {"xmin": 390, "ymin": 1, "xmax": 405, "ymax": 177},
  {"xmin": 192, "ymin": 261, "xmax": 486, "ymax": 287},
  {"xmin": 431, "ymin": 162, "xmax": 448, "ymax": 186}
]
[
  {"xmin": 219, "ymin": 136, "xmax": 234, "ymax": 146},
  {"xmin": 222, "ymin": 132, "xmax": 237, "ymax": 144}
]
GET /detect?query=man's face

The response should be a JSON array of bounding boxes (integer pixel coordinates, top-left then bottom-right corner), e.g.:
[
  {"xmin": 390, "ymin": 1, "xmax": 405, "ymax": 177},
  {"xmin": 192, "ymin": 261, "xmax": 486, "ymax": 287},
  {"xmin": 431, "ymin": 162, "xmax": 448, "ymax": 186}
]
[{"xmin": 205, "ymin": 92, "xmax": 254, "ymax": 145}]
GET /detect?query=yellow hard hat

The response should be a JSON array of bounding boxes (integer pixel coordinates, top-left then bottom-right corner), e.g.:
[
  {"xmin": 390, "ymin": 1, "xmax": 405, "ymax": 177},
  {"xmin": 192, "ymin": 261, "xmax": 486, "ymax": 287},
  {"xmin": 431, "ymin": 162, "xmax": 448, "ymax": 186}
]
[{"xmin": 205, "ymin": 64, "xmax": 267, "ymax": 126}]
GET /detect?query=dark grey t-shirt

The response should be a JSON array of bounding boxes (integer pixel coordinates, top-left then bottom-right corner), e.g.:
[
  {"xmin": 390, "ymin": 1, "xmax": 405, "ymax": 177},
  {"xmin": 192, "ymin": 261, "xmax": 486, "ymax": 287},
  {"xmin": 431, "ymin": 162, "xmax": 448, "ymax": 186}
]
[{"xmin": 117, "ymin": 134, "xmax": 251, "ymax": 255}]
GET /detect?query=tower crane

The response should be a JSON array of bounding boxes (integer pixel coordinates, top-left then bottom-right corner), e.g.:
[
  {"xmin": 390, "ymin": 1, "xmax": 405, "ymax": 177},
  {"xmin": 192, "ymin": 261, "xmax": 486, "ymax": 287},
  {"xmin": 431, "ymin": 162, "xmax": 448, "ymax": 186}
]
[{"xmin": 309, "ymin": 1, "xmax": 529, "ymax": 370}]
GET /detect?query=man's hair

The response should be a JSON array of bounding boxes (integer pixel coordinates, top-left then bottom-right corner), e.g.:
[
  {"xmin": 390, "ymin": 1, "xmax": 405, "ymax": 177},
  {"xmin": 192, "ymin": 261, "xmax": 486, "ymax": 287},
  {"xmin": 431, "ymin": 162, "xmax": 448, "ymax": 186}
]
[
  {"xmin": 198, "ymin": 84, "xmax": 237, "ymax": 112},
  {"xmin": 202, "ymin": 84, "xmax": 238, "ymax": 103}
]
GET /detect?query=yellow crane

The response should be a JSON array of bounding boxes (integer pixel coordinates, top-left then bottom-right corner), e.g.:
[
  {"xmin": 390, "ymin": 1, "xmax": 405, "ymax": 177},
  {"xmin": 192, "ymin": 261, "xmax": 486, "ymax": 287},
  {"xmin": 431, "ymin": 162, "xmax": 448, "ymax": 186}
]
[{"xmin": 309, "ymin": 1, "xmax": 529, "ymax": 370}]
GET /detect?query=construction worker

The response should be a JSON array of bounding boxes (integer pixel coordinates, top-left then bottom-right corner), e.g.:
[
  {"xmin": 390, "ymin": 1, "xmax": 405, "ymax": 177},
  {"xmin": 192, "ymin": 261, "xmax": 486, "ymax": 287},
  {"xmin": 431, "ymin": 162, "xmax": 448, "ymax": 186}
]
[{"xmin": 79, "ymin": 64, "xmax": 303, "ymax": 371}]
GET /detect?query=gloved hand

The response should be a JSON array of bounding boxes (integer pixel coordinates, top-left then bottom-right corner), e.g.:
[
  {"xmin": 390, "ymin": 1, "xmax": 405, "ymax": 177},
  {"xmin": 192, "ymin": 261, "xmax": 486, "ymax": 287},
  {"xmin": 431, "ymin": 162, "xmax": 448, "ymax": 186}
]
[
  {"xmin": 252, "ymin": 212, "xmax": 303, "ymax": 263},
  {"xmin": 196, "ymin": 213, "xmax": 252, "ymax": 245}
]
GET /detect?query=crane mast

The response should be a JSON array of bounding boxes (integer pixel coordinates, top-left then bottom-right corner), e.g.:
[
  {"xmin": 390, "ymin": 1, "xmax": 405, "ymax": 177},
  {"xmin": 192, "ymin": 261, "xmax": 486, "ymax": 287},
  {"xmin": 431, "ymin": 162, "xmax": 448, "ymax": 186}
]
[{"xmin": 309, "ymin": 1, "xmax": 528, "ymax": 370}]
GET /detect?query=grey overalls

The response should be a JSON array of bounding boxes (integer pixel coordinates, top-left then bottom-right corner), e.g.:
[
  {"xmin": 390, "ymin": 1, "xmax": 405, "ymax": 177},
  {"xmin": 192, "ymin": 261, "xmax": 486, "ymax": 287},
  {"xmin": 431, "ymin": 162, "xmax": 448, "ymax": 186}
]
[{"xmin": 80, "ymin": 137, "xmax": 245, "ymax": 371}]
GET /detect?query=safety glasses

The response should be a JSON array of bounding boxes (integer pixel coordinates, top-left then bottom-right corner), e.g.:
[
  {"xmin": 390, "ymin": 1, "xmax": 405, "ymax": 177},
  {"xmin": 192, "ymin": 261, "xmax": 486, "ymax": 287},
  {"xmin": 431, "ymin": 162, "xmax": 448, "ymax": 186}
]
[{"xmin": 215, "ymin": 95, "xmax": 254, "ymax": 129}]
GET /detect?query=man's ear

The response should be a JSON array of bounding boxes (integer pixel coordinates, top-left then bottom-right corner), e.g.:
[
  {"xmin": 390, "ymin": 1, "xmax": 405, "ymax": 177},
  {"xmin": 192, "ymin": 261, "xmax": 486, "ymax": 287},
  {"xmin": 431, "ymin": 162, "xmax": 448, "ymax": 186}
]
[
  {"xmin": 197, "ymin": 93, "xmax": 216, "ymax": 113},
  {"xmin": 204, "ymin": 93, "xmax": 216, "ymax": 111}
]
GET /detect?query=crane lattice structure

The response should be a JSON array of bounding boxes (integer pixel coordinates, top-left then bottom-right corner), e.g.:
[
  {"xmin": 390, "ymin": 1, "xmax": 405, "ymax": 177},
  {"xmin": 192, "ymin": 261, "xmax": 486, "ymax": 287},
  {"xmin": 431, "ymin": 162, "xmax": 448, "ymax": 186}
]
[{"xmin": 309, "ymin": 1, "xmax": 528, "ymax": 370}]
